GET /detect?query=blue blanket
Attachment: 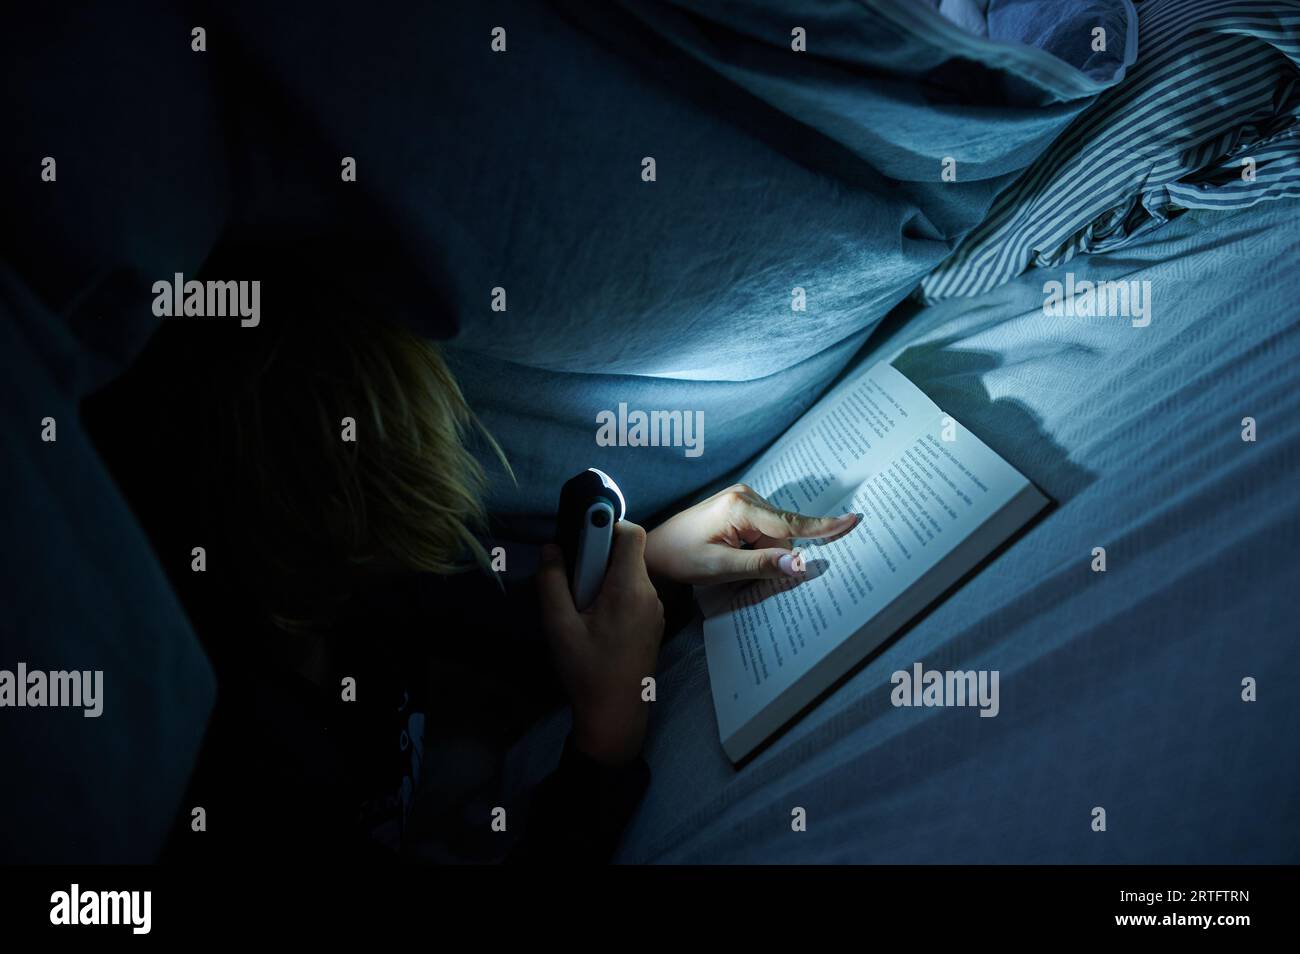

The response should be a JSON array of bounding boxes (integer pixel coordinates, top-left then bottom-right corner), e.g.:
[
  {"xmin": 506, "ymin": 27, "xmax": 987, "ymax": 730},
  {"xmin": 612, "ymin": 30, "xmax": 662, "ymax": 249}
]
[{"xmin": 436, "ymin": 0, "xmax": 1136, "ymax": 523}]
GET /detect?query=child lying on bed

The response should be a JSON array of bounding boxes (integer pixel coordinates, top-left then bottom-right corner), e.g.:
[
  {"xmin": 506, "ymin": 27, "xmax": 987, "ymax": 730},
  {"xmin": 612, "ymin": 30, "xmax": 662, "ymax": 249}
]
[{"xmin": 89, "ymin": 302, "xmax": 857, "ymax": 863}]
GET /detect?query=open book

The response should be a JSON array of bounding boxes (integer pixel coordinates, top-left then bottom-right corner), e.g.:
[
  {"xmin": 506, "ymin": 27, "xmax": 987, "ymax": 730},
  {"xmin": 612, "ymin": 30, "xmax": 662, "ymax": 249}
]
[{"xmin": 701, "ymin": 361, "xmax": 1048, "ymax": 762}]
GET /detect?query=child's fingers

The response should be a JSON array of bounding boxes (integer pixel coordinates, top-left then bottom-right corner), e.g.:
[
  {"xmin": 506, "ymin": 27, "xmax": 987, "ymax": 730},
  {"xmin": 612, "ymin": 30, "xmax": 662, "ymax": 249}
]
[
  {"xmin": 536, "ymin": 543, "xmax": 581, "ymax": 628},
  {"xmin": 707, "ymin": 545, "xmax": 806, "ymax": 584},
  {"xmin": 734, "ymin": 495, "xmax": 857, "ymax": 542},
  {"xmin": 604, "ymin": 521, "xmax": 650, "ymax": 591}
]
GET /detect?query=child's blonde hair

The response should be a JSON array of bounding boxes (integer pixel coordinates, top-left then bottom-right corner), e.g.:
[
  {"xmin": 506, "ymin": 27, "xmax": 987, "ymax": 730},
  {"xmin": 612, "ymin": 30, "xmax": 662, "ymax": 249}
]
[{"xmin": 153, "ymin": 305, "xmax": 507, "ymax": 631}]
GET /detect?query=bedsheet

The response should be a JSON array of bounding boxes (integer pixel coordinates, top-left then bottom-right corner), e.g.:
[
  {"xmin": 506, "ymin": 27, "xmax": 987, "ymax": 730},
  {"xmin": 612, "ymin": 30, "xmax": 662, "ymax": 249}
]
[{"xmin": 499, "ymin": 193, "xmax": 1300, "ymax": 863}]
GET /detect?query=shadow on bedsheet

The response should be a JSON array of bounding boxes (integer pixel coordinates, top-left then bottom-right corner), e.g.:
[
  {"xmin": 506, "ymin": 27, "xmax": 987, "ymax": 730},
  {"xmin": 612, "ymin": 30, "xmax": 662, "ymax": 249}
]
[{"xmin": 892, "ymin": 336, "xmax": 1096, "ymax": 503}]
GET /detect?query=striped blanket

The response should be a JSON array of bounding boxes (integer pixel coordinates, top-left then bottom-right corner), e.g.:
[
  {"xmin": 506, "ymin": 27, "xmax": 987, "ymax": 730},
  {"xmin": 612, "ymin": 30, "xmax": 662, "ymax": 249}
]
[{"xmin": 922, "ymin": 0, "xmax": 1300, "ymax": 302}]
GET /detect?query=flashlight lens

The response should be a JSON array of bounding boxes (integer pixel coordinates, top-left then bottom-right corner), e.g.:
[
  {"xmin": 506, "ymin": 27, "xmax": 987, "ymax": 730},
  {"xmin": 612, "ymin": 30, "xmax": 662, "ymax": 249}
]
[{"xmin": 587, "ymin": 468, "xmax": 626, "ymax": 520}]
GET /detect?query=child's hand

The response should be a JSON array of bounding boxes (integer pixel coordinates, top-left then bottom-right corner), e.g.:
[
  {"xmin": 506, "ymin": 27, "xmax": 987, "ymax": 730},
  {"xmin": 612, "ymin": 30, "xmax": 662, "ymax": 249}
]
[
  {"xmin": 536, "ymin": 522, "xmax": 665, "ymax": 766},
  {"xmin": 644, "ymin": 484, "xmax": 858, "ymax": 585}
]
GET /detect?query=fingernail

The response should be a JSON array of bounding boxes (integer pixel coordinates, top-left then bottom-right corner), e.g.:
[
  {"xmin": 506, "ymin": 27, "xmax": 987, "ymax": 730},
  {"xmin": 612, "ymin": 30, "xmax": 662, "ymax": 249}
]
[{"xmin": 778, "ymin": 550, "xmax": 806, "ymax": 577}]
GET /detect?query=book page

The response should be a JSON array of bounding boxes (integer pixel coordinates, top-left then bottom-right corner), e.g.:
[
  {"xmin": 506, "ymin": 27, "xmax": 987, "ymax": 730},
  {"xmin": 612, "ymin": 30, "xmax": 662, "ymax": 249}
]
[
  {"xmin": 704, "ymin": 406, "xmax": 1031, "ymax": 744},
  {"xmin": 740, "ymin": 362, "xmax": 942, "ymax": 515}
]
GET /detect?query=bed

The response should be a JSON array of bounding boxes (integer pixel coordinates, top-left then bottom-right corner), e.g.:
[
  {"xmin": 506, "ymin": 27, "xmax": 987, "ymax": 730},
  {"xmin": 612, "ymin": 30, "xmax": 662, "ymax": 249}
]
[
  {"xmin": 500, "ymin": 193, "xmax": 1300, "ymax": 862},
  {"xmin": 486, "ymin": 0, "xmax": 1300, "ymax": 862},
  {"xmin": 5, "ymin": 0, "xmax": 1298, "ymax": 863}
]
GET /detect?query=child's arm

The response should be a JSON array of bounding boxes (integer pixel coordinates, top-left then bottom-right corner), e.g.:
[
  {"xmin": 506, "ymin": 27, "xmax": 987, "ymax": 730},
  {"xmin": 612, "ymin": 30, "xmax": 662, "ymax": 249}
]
[{"xmin": 510, "ymin": 522, "xmax": 662, "ymax": 863}]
